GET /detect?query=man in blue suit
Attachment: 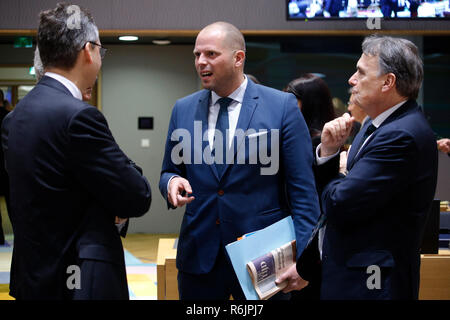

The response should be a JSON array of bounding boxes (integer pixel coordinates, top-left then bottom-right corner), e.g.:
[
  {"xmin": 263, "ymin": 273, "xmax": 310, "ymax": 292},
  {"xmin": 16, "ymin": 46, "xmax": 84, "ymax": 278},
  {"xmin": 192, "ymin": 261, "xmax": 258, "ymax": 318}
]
[
  {"xmin": 2, "ymin": 3, "xmax": 151, "ymax": 299},
  {"xmin": 315, "ymin": 35, "xmax": 438, "ymax": 299},
  {"xmin": 159, "ymin": 22, "xmax": 320, "ymax": 300}
]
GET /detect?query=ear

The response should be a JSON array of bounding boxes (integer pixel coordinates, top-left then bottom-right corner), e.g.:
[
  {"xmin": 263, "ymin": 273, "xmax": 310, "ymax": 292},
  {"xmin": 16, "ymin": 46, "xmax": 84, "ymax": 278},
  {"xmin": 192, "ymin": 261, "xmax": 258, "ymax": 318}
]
[
  {"xmin": 381, "ymin": 73, "xmax": 396, "ymax": 93},
  {"xmin": 82, "ymin": 42, "xmax": 94, "ymax": 64},
  {"xmin": 234, "ymin": 50, "xmax": 245, "ymax": 68}
]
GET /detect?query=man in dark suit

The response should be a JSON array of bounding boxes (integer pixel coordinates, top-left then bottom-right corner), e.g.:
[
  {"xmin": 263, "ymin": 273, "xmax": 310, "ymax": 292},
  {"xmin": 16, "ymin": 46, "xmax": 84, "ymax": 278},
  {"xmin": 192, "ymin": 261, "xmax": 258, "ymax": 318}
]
[
  {"xmin": 0, "ymin": 89, "xmax": 8, "ymax": 245},
  {"xmin": 314, "ymin": 35, "xmax": 438, "ymax": 299},
  {"xmin": 1, "ymin": 3, "xmax": 151, "ymax": 300},
  {"xmin": 159, "ymin": 22, "xmax": 320, "ymax": 300}
]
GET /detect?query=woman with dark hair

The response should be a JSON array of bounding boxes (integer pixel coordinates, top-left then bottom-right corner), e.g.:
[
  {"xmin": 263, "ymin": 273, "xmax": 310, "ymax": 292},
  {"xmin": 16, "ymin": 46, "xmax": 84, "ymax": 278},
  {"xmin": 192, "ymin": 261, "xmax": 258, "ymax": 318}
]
[
  {"xmin": 285, "ymin": 74, "xmax": 336, "ymax": 148},
  {"xmin": 284, "ymin": 74, "xmax": 336, "ymax": 300}
]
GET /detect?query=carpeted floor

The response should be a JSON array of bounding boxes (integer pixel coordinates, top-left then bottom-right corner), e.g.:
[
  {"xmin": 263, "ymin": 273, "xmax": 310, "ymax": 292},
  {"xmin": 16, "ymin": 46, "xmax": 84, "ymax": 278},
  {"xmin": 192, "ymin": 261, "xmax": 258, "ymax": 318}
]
[{"xmin": 0, "ymin": 236, "xmax": 157, "ymax": 300}]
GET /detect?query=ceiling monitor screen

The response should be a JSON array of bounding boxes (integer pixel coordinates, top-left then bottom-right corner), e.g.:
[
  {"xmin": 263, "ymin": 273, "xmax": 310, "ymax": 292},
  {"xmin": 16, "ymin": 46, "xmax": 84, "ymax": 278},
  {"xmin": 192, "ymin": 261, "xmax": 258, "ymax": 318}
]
[{"xmin": 287, "ymin": 0, "xmax": 450, "ymax": 19}]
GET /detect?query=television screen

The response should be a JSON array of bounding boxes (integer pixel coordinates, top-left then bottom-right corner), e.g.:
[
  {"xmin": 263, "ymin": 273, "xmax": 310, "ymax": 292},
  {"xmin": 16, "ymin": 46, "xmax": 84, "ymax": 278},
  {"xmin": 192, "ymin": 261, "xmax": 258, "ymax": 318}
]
[{"xmin": 287, "ymin": 0, "xmax": 450, "ymax": 19}]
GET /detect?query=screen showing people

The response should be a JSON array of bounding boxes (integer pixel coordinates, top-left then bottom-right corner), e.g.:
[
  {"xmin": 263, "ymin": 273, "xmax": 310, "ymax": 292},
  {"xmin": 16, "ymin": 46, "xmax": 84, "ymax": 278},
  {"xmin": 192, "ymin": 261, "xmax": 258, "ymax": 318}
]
[{"xmin": 287, "ymin": 0, "xmax": 450, "ymax": 18}]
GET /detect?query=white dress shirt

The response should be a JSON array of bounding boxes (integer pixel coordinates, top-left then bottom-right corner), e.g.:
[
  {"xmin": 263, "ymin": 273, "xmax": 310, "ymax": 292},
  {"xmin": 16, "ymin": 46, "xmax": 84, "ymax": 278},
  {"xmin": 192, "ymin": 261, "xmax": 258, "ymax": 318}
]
[
  {"xmin": 44, "ymin": 72, "xmax": 82, "ymax": 101},
  {"xmin": 207, "ymin": 75, "xmax": 248, "ymax": 149},
  {"xmin": 316, "ymin": 100, "xmax": 407, "ymax": 259}
]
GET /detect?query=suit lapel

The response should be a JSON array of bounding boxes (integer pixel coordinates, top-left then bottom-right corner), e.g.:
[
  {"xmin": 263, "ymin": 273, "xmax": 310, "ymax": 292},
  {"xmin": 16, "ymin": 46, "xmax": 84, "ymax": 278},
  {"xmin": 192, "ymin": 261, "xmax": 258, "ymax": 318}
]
[
  {"xmin": 347, "ymin": 119, "xmax": 371, "ymax": 168},
  {"xmin": 196, "ymin": 90, "xmax": 220, "ymax": 180}
]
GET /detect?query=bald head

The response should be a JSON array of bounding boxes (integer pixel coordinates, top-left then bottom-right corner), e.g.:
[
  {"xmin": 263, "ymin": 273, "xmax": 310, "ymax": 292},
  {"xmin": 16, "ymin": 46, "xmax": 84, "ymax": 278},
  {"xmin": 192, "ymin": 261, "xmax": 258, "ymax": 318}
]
[
  {"xmin": 194, "ymin": 21, "xmax": 246, "ymax": 97},
  {"xmin": 199, "ymin": 21, "xmax": 246, "ymax": 52}
]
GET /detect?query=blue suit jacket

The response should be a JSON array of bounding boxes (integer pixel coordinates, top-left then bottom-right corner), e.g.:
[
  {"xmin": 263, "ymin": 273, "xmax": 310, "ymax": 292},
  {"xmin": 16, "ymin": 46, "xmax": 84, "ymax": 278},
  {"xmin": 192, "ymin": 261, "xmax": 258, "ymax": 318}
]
[
  {"xmin": 317, "ymin": 100, "xmax": 438, "ymax": 299},
  {"xmin": 159, "ymin": 79, "xmax": 320, "ymax": 275},
  {"xmin": 2, "ymin": 76, "xmax": 152, "ymax": 299}
]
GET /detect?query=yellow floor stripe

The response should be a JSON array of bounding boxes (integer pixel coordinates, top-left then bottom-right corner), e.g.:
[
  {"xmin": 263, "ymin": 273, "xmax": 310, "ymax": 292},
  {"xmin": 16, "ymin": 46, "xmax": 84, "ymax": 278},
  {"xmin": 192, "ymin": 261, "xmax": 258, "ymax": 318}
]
[{"xmin": 0, "ymin": 284, "xmax": 14, "ymax": 300}]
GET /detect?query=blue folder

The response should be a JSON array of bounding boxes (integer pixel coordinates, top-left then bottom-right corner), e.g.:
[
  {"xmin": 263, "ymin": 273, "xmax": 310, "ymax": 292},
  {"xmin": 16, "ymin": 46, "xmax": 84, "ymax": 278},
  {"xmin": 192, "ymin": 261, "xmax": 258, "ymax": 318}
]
[{"xmin": 225, "ymin": 216, "xmax": 296, "ymax": 300}]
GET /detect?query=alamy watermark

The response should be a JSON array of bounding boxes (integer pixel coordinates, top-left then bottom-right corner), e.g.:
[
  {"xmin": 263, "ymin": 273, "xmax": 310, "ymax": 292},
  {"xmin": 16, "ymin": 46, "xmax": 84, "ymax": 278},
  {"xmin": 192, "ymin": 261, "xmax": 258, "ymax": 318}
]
[
  {"xmin": 66, "ymin": 265, "xmax": 81, "ymax": 290},
  {"xmin": 66, "ymin": 5, "xmax": 81, "ymax": 30},
  {"xmin": 170, "ymin": 121, "xmax": 279, "ymax": 175},
  {"xmin": 366, "ymin": 265, "xmax": 381, "ymax": 290},
  {"xmin": 366, "ymin": 17, "xmax": 381, "ymax": 30}
]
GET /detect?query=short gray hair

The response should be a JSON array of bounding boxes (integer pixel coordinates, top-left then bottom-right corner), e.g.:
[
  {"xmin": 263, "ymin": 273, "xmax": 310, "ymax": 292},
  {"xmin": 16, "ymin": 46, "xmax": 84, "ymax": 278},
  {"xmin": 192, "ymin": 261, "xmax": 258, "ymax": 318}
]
[
  {"xmin": 362, "ymin": 35, "xmax": 423, "ymax": 100},
  {"xmin": 33, "ymin": 47, "xmax": 44, "ymax": 82},
  {"xmin": 38, "ymin": 2, "xmax": 99, "ymax": 70}
]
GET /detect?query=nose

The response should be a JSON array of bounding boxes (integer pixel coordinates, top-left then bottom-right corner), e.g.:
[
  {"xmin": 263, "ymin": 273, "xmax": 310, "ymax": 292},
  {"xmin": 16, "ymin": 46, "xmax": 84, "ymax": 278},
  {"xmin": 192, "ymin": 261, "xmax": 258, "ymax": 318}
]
[
  {"xmin": 348, "ymin": 72, "xmax": 357, "ymax": 86},
  {"xmin": 196, "ymin": 53, "xmax": 207, "ymax": 66}
]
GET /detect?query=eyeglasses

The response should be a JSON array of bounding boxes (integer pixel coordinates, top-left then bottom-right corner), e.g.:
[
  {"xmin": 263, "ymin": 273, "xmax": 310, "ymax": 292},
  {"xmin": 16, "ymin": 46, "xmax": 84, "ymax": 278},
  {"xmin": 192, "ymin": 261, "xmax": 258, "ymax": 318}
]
[{"xmin": 85, "ymin": 41, "xmax": 107, "ymax": 59}]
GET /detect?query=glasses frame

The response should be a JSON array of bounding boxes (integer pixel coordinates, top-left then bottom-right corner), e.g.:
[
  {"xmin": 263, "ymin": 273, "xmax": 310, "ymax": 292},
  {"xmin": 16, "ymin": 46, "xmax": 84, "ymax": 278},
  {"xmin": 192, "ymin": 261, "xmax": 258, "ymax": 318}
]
[{"xmin": 85, "ymin": 41, "xmax": 107, "ymax": 59}]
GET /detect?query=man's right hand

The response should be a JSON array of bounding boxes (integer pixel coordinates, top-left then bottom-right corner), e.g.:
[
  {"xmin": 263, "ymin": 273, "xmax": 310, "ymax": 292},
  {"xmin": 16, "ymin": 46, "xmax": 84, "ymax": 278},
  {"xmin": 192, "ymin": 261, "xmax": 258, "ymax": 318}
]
[
  {"xmin": 320, "ymin": 113, "xmax": 354, "ymax": 157},
  {"xmin": 168, "ymin": 177, "xmax": 195, "ymax": 207}
]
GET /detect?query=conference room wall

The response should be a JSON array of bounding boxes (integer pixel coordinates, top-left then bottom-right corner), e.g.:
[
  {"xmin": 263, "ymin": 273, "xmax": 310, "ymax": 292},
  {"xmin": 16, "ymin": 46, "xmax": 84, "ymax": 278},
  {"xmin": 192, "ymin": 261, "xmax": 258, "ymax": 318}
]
[
  {"xmin": 101, "ymin": 44, "xmax": 198, "ymax": 233},
  {"xmin": 1, "ymin": 0, "xmax": 448, "ymax": 32}
]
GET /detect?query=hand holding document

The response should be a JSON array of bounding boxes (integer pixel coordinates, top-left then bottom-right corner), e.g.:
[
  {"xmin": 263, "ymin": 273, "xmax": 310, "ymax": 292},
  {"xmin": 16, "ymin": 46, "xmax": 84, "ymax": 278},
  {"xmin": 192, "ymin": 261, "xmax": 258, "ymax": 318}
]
[
  {"xmin": 246, "ymin": 240, "xmax": 296, "ymax": 300},
  {"xmin": 225, "ymin": 216, "xmax": 297, "ymax": 300}
]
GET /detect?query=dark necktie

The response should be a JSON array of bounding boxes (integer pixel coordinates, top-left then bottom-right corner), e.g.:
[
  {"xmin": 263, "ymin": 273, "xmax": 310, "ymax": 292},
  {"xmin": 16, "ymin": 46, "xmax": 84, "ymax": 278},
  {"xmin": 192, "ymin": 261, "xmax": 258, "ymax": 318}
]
[
  {"xmin": 214, "ymin": 97, "xmax": 233, "ymax": 176},
  {"xmin": 353, "ymin": 121, "xmax": 377, "ymax": 154},
  {"xmin": 314, "ymin": 122, "xmax": 377, "ymax": 236}
]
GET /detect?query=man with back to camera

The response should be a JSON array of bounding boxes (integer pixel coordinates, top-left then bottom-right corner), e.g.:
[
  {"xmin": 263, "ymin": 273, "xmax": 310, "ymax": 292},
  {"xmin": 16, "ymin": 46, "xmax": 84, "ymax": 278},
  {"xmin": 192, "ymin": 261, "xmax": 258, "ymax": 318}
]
[
  {"xmin": 34, "ymin": 47, "xmax": 94, "ymax": 107},
  {"xmin": 0, "ymin": 89, "xmax": 8, "ymax": 246},
  {"xmin": 313, "ymin": 35, "xmax": 438, "ymax": 299},
  {"xmin": 1, "ymin": 3, "xmax": 152, "ymax": 299},
  {"xmin": 159, "ymin": 21, "xmax": 320, "ymax": 300}
]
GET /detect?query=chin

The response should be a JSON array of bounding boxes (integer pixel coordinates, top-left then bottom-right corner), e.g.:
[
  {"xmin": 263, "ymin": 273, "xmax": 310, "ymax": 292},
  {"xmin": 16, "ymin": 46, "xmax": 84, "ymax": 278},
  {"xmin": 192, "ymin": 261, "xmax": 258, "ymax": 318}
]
[{"xmin": 201, "ymin": 82, "xmax": 213, "ymax": 90}]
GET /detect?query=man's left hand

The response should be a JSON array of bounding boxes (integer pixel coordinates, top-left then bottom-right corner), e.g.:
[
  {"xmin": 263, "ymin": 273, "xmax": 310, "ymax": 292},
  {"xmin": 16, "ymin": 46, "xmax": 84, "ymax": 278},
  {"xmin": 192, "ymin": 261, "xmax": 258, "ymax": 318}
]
[{"xmin": 275, "ymin": 263, "xmax": 309, "ymax": 293}]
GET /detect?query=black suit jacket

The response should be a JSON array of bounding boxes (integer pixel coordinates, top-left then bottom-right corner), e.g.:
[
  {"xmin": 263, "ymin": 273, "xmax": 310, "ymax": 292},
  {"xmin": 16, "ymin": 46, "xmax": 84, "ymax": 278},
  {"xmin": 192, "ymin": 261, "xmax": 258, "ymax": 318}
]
[
  {"xmin": 315, "ymin": 100, "xmax": 438, "ymax": 299},
  {"xmin": 1, "ymin": 76, "xmax": 151, "ymax": 299}
]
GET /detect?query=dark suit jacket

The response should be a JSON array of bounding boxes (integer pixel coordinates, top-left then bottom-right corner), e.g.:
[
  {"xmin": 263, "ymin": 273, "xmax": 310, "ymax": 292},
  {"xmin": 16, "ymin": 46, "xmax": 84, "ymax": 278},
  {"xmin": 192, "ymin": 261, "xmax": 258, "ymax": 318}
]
[
  {"xmin": 159, "ymin": 79, "xmax": 320, "ymax": 276},
  {"xmin": 1, "ymin": 76, "xmax": 152, "ymax": 299},
  {"xmin": 316, "ymin": 100, "xmax": 438, "ymax": 299},
  {"xmin": 0, "ymin": 107, "xmax": 9, "ymax": 196},
  {"xmin": 0, "ymin": 107, "xmax": 8, "ymax": 244}
]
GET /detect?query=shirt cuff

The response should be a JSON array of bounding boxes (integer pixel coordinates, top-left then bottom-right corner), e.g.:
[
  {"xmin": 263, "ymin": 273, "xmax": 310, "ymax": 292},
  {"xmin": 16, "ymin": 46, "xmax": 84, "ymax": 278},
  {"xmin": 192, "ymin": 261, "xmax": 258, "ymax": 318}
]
[
  {"xmin": 167, "ymin": 175, "xmax": 179, "ymax": 193},
  {"xmin": 316, "ymin": 143, "xmax": 340, "ymax": 165}
]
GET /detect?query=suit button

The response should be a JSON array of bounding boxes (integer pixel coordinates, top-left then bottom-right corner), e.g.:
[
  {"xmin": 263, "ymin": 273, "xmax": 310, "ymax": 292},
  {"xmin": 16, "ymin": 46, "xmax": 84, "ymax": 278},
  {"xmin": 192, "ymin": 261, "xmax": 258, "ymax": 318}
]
[
  {"xmin": 217, "ymin": 190, "xmax": 224, "ymax": 196},
  {"xmin": 216, "ymin": 219, "xmax": 220, "ymax": 225}
]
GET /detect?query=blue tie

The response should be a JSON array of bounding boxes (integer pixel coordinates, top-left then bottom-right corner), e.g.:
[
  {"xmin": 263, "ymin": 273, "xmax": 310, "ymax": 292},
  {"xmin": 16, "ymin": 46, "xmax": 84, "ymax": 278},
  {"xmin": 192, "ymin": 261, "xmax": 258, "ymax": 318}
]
[{"xmin": 214, "ymin": 97, "xmax": 233, "ymax": 176}]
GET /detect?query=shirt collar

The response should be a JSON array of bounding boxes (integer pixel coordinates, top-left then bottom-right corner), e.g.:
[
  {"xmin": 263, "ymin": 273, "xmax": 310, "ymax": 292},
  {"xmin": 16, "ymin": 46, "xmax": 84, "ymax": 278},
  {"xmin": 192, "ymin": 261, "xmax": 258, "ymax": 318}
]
[
  {"xmin": 211, "ymin": 75, "xmax": 248, "ymax": 106},
  {"xmin": 371, "ymin": 100, "xmax": 407, "ymax": 128},
  {"xmin": 44, "ymin": 72, "xmax": 83, "ymax": 101}
]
